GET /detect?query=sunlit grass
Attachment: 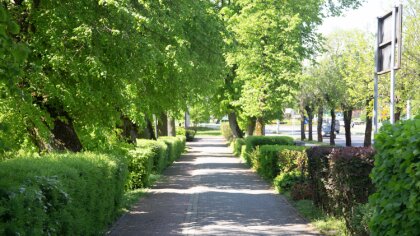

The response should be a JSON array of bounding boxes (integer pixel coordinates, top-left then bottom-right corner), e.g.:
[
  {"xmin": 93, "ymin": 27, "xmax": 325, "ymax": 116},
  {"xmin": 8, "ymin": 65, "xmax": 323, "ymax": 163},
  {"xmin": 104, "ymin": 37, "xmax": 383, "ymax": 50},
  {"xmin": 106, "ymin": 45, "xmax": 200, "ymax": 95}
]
[
  {"xmin": 194, "ymin": 127, "xmax": 221, "ymax": 136},
  {"xmin": 120, "ymin": 174, "xmax": 162, "ymax": 213},
  {"xmin": 282, "ymin": 192, "xmax": 347, "ymax": 236}
]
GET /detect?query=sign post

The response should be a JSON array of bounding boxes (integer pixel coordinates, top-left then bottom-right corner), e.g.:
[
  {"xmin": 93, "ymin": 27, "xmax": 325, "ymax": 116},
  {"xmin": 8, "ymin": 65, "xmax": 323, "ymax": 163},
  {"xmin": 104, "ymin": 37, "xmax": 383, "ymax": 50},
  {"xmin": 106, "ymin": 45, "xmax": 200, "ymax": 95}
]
[{"xmin": 375, "ymin": 4, "xmax": 402, "ymax": 132}]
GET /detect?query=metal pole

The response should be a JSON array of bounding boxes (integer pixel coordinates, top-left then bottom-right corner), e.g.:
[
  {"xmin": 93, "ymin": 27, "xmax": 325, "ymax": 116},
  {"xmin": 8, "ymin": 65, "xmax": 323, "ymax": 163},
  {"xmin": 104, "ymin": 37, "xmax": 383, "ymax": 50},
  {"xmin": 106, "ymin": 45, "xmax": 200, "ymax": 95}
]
[
  {"xmin": 374, "ymin": 18, "xmax": 380, "ymax": 134},
  {"xmin": 407, "ymin": 100, "xmax": 411, "ymax": 120},
  {"xmin": 390, "ymin": 6, "xmax": 397, "ymax": 124},
  {"xmin": 153, "ymin": 114, "xmax": 158, "ymax": 139}
]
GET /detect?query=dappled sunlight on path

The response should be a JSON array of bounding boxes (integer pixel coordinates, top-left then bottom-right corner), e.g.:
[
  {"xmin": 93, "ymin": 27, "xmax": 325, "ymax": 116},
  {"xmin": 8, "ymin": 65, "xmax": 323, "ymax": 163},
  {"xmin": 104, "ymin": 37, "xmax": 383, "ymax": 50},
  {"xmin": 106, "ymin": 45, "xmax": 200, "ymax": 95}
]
[{"xmin": 108, "ymin": 137, "xmax": 320, "ymax": 236}]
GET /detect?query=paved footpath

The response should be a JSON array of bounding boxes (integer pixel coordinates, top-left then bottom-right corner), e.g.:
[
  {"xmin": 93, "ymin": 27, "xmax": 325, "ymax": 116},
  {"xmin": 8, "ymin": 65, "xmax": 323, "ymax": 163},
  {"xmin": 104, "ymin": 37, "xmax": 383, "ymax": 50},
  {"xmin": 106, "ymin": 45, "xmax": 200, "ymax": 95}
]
[{"xmin": 108, "ymin": 137, "xmax": 320, "ymax": 236}]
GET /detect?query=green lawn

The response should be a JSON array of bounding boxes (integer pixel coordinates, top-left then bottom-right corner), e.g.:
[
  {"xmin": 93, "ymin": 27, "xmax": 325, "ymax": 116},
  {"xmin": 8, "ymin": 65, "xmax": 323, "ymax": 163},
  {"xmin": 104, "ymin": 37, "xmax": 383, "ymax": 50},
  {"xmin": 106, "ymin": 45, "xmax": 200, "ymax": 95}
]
[
  {"xmin": 283, "ymin": 192, "xmax": 347, "ymax": 236},
  {"xmin": 119, "ymin": 174, "xmax": 162, "ymax": 213},
  {"xmin": 194, "ymin": 127, "xmax": 221, "ymax": 136}
]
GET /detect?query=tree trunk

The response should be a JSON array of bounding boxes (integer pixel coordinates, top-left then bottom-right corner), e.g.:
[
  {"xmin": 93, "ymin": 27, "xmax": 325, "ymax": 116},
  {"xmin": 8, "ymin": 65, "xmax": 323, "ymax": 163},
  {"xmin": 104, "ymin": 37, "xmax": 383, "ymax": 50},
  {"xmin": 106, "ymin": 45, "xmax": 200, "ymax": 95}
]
[
  {"xmin": 305, "ymin": 106, "xmax": 313, "ymax": 141},
  {"xmin": 168, "ymin": 116, "xmax": 176, "ymax": 136},
  {"xmin": 300, "ymin": 111, "xmax": 306, "ymax": 140},
  {"xmin": 330, "ymin": 109, "xmax": 335, "ymax": 145},
  {"xmin": 317, "ymin": 106, "xmax": 323, "ymax": 142},
  {"xmin": 254, "ymin": 117, "xmax": 265, "ymax": 136},
  {"xmin": 120, "ymin": 116, "xmax": 139, "ymax": 143},
  {"xmin": 42, "ymin": 103, "xmax": 83, "ymax": 152},
  {"xmin": 246, "ymin": 117, "xmax": 256, "ymax": 136},
  {"xmin": 228, "ymin": 112, "xmax": 244, "ymax": 138},
  {"xmin": 364, "ymin": 114, "xmax": 373, "ymax": 147},
  {"xmin": 27, "ymin": 122, "xmax": 54, "ymax": 153},
  {"xmin": 394, "ymin": 106, "xmax": 402, "ymax": 122},
  {"xmin": 146, "ymin": 118, "xmax": 156, "ymax": 140},
  {"xmin": 157, "ymin": 112, "xmax": 168, "ymax": 136},
  {"xmin": 343, "ymin": 109, "xmax": 352, "ymax": 147}
]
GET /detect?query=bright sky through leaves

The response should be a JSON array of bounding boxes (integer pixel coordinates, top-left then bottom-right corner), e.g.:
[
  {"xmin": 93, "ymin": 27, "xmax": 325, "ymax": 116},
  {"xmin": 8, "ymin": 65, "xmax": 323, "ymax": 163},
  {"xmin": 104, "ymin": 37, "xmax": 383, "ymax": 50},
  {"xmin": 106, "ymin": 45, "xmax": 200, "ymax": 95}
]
[{"xmin": 319, "ymin": 0, "xmax": 397, "ymax": 34}]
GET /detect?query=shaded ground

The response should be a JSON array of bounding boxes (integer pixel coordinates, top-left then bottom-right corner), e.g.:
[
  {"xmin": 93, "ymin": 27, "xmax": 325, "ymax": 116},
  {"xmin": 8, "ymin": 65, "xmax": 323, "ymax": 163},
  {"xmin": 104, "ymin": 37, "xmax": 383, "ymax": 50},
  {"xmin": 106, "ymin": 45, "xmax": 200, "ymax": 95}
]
[{"xmin": 108, "ymin": 137, "xmax": 320, "ymax": 236}]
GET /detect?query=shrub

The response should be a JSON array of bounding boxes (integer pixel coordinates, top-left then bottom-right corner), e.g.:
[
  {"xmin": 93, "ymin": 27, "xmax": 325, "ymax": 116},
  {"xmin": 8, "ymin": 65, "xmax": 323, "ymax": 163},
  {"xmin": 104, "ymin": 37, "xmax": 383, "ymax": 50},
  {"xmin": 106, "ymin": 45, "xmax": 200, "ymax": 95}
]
[
  {"xmin": 251, "ymin": 145, "xmax": 306, "ymax": 180},
  {"xmin": 347, "ymin": 203, "xmax": 372, "ymax": 236},
  {"xmin": 243, "ymin": 136, "xmax": 294, "ymax": 166},
  {"xmin": 220, "ymin": 122, "xmax": 233, "ymax": 141},
  {"xmin": 126, "ymin": 148, "xmax": 155, "ymax": 189},
  {"xmin": 230, "ymin": 138, "xmax": 245, "ymax": 157},
  {"xmin": 329, "ymin": 148, "xmax": 375, "ymax": 207},
  {"xmin": 306, "ymin": 146, "xmax": 336, "ymax": 212},
  {"xmin": 329, "ymin": 147, "xmax": 375, "ymax": 230},
  {"xmin": 369, "ymin": 117, "xmax": 420, "ymax": 236},
  {"xmin": 136, "ymin": 139, "xmax": 168, "ymax": 173},
  {"xmin": 176, "ymin": 127, "xmax": 196, "ymax": 141},
  {"xmin": 0, "ymin": 152, "xmax": 127, "ymax": 235},
  {"xmin": 158, "ymin": 136, "xmax": 185, "ymax": 165},
  {"xmin": 244, "ymin": 136, "xmax": 293, "ymax": 155},
  {"xmin": 274, "ymin": 170, "xmax": 304, "ymax": 193},
  {"xmin": 290, "ymin": 182, "xmax": 313, "ymax": 201}
]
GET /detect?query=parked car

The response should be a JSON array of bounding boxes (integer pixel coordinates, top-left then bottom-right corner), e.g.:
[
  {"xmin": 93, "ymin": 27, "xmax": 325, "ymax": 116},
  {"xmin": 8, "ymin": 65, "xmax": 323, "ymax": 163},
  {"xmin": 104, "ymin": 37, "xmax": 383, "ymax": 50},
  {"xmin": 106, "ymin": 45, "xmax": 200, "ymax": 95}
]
[{"xmin": 322, "ymin": 120, "xmax": 340, "ymax": 136}]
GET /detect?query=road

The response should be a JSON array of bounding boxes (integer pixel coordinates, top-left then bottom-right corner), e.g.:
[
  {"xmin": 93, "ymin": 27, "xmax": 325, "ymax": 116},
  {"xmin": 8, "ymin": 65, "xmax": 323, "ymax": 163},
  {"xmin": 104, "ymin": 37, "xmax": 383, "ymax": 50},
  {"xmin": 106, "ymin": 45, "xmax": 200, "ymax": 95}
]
[
  {"xmin": 197, "ymin": 123, "xmax": 370, "ymax": 147},
  {"xmin": 265, "ymin": 124, "xmax": 369, "ymax": 147}
]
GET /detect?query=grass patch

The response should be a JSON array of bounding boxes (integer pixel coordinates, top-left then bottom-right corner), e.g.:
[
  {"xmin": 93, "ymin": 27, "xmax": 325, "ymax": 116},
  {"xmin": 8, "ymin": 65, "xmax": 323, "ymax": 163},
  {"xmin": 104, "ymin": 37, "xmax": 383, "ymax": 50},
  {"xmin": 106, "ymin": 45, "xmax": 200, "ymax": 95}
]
[
  {"xmin": 282, "ymin": 192, "xmax": 347, "ymax": 236},
  {"xmin": 195, "ymin": 127, "xmax": 221, "ymax": 136},
  {"xmin": 121, "ymin": 189, "xmax": 148, "ymax": 213},
  {"xmin": 120, "ymin": 173, "xmax": 162, "ymax": 213}
]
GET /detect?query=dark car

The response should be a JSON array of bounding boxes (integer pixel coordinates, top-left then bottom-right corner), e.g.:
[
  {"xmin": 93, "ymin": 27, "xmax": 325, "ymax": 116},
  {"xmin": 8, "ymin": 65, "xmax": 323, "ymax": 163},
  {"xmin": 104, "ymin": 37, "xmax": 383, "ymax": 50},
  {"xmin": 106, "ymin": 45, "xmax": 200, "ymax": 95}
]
[{"xmin": 322, "ymin": 121, "xmax": 340, "ymax": 137}]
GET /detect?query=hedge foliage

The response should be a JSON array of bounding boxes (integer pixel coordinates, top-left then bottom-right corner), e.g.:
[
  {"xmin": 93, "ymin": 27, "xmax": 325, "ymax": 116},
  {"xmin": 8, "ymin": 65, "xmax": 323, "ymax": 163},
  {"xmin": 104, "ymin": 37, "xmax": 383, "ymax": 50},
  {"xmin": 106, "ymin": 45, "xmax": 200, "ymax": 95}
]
[
  {"xmin": 250, "ymin": 145, "xmax": 306, "ymax": 180},
  {"xmin": 0, "ymin": 136, "xmax": 187, "ymax": 235},
  {"xmin": 158, "ymin": 136, "xmax": 186, "ymax": 165},
  {"xmin": 176, "ymin": 127, "xmax": 196, "ymax": 141},
  {"xmin": 136, "ymin": 139, "xmax": 168, "ymax": 172},
  {"xmin": 369, "ymin": 118, "xmax": 420, "ymax": 236},
  {"xmin": 230, "ymin": 138, "xmax": 245, "ymax": 157},
  {"xmin": 243, "ymin": 136, "xmax": 294, "ymax": 165},
  {"xmin": 0, "ymin": 153, "xmax": 127, "ymax": 235},
  {"xmin": 126, "ymin": 148, "xmax": 155, "ymax": 189},
  {"xmin": 329, "ymin": 147, "xmax": 375, "ymax": 232},
  {"xmin": 220, "ymin": 122, "xmax": 233, "ymax": 142},
  {"xmin": 306, "ymin": 146, "xmax": 336, "ymax": 212}
]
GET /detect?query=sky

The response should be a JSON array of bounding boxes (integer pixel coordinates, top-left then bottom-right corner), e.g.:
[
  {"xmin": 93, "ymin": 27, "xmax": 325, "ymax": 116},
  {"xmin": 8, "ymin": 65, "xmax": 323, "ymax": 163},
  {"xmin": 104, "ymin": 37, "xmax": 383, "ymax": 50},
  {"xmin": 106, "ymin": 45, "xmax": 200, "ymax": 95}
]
[{"xmin": 319, "ymin": 0, "xmax": 398, "ymax": 35}]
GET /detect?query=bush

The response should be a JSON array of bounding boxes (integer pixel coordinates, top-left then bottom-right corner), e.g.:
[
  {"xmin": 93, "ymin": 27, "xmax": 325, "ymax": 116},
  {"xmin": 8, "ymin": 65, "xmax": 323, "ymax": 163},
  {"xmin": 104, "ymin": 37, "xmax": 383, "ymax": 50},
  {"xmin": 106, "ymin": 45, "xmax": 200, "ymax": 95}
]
[
  {"xmin": 158, "ymin": 136, "xmax": 185, "ymax": 165},
  {"xmin": 0, "ymin": 152, "xmax": 127, "ymax": 235},
  {"xmin": 306, "ymin": 146, "xmax": 337, "ymax": 212},
  {"xmin": 251, "ymin": 145, "xmax": 306, "ymax": 180},
  {"xmin": 347, "ymin": 203, "xmax": 372, "ymax": 236},
  {"xmin": 126, "ymin": 148, "xmax": 155, "ymax": 189},
  {"xmin": 136, "ymin": 139, "xmax": 168, "ymax": 173},
  {"xmin": 220, "ymin": 122, "xmax": 233, "ymax": 141},
  {"xmin": 329, "ymin": 147, "xmax": 375, "ymax": 230},
  {"xmin": 243, "ymin": 136, "xmax": 294, "ymax": 165},
  {"xmin": 274, "ymin": 170, "xmax": 304, "ymax": 193},
  {"xmin": 176, "ymin": 127, "xmax": 196, "ymax": 141},
  {"xmin": 369, "ymin": 117, "xmax": 420, "ymax": 236},
  {"xmin": 230, "ymin": 138, "xmax": 245, "ymax": 157},
  {"xmin": 290, "ymin": 182, "xmax": 313, "ymax": 201}
]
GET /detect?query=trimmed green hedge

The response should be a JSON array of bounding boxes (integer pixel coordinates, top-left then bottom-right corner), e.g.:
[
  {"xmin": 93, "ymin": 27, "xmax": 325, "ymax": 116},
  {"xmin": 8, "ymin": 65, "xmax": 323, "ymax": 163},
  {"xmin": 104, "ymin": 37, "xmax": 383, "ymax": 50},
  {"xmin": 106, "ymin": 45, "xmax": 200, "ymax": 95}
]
[
  {"xmin": 0, "ymin": 152, "xmax": 127, "ymax": 235},
  {"xmin": 158, "ymin": 136, "xmax": 186, "ymax": 165},
  {"xmin": 136, "ymin": 139, "xmax": 168, "ymax": 172},
  {"xmin": 126, "ymin": 148, "xmax": 155, "ymax": 189},
  {"xmin": 369, "ymin": 117, "xmax": 420, "ymax": 236},
  {"xmin": 243, "ymin": 136, "xmax": 294, "ymax": 165},
  {"xmin": 250, "ymin": 145, "xmax": 306, "ymax": 180},
  {"xmin": 230, "ymin": 138, "xmax": 245, "ymax": 157},
  {"xmin": 220, "ymin": 122, "xmax": 233, "ymax": 141}
]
